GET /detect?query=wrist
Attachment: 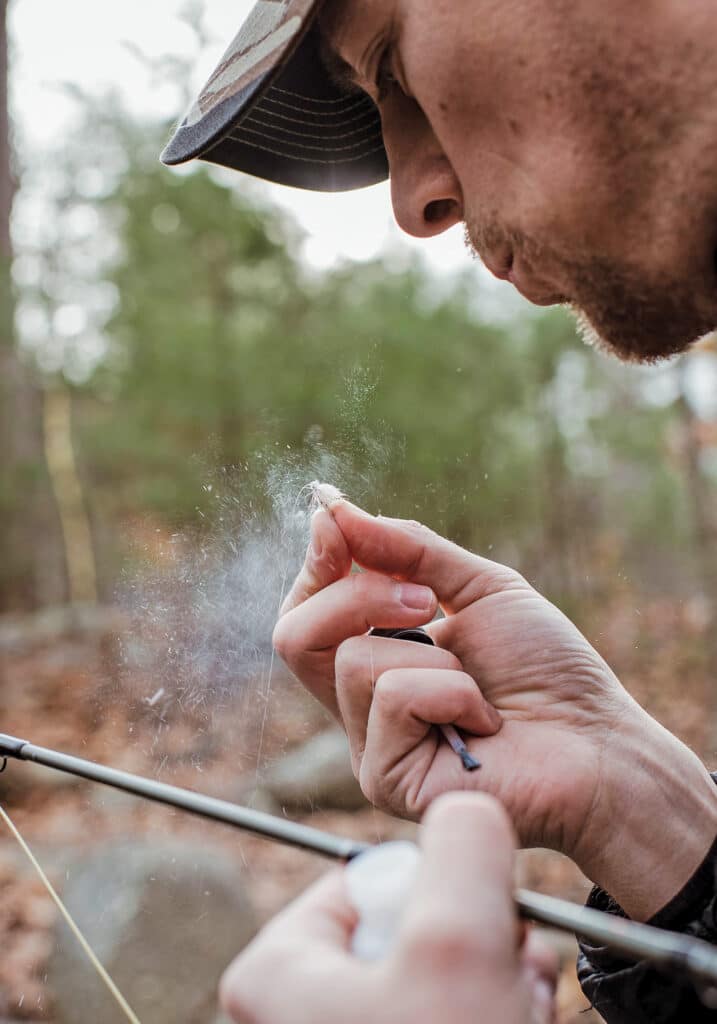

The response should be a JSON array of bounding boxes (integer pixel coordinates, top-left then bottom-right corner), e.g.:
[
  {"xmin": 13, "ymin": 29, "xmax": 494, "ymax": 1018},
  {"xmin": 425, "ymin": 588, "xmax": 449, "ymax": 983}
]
[{"xmin": 572, "ymin": 697, "xmax": 717, "ymax": 921}]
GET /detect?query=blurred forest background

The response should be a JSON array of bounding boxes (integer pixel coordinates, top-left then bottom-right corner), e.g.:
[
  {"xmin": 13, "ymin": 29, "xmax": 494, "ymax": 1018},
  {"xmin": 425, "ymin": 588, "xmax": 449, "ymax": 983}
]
[{"xmin": 1, "ymin": 3, "xmax": 717, "ymax": 1023}]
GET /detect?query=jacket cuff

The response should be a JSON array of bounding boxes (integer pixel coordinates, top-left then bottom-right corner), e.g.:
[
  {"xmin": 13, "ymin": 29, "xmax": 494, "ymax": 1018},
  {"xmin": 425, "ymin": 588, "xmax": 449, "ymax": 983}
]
[
  {"xmin": 584, "ymin": 828, "xmax": 717, "ymax": 933},
  {"xmin": 577, "ymin": 775, "xmax": 717, "ymax": 1023}
]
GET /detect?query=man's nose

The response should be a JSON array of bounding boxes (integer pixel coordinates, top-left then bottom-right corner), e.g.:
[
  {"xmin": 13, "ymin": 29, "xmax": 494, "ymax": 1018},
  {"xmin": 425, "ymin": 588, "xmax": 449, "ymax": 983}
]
[{"xmin": 383, "ymin": 100, "xmax": 463, "ymax": 238}]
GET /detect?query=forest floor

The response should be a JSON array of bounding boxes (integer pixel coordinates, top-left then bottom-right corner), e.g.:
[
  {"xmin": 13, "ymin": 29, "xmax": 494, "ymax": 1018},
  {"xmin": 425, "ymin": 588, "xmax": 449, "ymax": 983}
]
[{"xmin": 0, "ymin": 594, "xmax": 714, "ymax": 1024}]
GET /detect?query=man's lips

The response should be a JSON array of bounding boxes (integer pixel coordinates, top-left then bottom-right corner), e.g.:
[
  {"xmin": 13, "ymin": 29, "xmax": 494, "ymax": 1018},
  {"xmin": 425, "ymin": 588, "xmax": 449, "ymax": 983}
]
[
  {"xmin": 509, "ymin": 267, "xmax": 566, "ymax": 306},
  {"xmin": 482, "ymin": 247, "xmax": 514, "ymax": 282},
  {"xmin": 482, "ymin": 249, "xmax": 566, "ymax": 306}
]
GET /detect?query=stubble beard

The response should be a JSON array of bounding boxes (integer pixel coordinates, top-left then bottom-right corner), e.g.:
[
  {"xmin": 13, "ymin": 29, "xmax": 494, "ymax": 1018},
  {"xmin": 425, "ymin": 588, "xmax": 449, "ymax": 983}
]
[
  {"xmin": 565, "ymin": 262, "xmax": 715, "ymax": 364},
  {"xmin": 464, "ymin": 223, "xmax": 715, "ymax": 364}
]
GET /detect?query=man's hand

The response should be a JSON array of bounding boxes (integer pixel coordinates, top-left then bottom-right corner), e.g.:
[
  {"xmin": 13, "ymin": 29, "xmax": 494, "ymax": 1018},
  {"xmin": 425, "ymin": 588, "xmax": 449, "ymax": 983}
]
[
  {"xmin": 274, "ymin": 501, "xmax": 717, "ymax": 920},
  {"xmin": 220, "ymin": 794, "xmax": 557, "ymax": 1024}
]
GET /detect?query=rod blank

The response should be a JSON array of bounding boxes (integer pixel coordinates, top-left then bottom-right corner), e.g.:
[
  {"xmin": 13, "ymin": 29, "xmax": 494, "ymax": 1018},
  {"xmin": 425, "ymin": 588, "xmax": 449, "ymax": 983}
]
[
  {"xmin": 0, "ymin": 733, "xmax": 367, "ymax": 862},
  {"xmin": 2, "ymin": 731, "xmax": 717, "ymax": 996}
]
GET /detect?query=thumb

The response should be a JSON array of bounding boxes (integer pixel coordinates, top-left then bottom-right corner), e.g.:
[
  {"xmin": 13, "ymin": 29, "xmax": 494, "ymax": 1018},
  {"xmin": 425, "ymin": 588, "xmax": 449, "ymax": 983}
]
[
  {"xmin": 399, "ymin": 793, "xmax": 520, "ymax": 968},
  {"xmin": 332, "ymin": 501, "xmax": 518, "ymax": 613}
]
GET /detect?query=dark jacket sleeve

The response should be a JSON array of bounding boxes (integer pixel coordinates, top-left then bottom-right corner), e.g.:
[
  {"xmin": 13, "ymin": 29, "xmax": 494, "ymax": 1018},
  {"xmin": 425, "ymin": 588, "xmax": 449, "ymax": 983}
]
[{"xmin": 577, "ymin": 774, "xmax": 717, "ymax": 1023}]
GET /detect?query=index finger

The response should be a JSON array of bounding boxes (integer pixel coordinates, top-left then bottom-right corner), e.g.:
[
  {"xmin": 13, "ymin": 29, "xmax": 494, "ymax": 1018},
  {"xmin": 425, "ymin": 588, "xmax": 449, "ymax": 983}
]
[
  {"xmin": 332, "ymin": 502, "xmax": 521, "ymax": 613},
  {"xmin": 280, "ymin": 508, "xmax": 352, "ymax": 616},
  {"xmin": 260, "ymin": 869, "xmax": 358, "ymax": 949},
  {"xmin": 220, "ymin": 870, "xmax": 363, "ymax": 1022}
]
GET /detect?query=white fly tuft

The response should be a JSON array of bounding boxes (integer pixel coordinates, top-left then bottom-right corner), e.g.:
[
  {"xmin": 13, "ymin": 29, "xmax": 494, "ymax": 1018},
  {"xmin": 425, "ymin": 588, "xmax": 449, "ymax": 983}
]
[{"xmin": 308, "ymin": 481, "xmax": 345, "ymax": 513}]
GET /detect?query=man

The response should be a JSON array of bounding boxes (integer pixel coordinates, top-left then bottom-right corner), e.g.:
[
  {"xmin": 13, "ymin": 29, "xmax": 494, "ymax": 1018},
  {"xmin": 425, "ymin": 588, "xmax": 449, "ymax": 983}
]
[{"xmin": 161, "ymin": 2, "xmax": 717, "ymax": 1020}]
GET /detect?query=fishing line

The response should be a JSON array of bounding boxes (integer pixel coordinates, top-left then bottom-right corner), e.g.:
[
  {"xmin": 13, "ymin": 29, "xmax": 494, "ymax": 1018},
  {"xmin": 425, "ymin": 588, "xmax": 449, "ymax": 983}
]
[{"xmin": 0, "ymin": 803, "xmax": 142, "ymax": 1024}]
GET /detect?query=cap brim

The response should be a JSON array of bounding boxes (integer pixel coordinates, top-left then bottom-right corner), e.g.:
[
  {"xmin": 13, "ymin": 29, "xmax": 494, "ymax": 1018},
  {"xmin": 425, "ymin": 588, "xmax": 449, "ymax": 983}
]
[{"xmin": 160, "ymin": 1, "xmax": 388, "ymax": 193}]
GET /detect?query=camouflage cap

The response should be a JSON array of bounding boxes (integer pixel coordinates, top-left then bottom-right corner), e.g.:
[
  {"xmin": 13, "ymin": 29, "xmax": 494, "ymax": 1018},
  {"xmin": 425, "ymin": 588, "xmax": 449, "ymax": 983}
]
[{"xmin": 160, "ymin": 0, "xmax": 388, "ymax": 192}]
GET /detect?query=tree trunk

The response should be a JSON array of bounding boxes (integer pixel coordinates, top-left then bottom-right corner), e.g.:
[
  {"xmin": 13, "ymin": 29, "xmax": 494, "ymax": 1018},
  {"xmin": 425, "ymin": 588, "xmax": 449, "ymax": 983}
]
[
  {"xmin": 43, "ymin": 386, "xmax": 97, "ymax": 605},
  {"xmin": 0, "ymin": 0, "xmax": 65, "ymax": 609}
]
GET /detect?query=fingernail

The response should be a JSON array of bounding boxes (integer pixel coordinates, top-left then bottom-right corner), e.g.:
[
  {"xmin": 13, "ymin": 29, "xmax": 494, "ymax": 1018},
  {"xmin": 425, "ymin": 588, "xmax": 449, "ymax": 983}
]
[
  {"xmin": 398, "ymin": 583, "xmax": 434, "ymax": 610},
  {"xmin": 311, "ymin": 533, "xmax": 323, "ymax": 560}
]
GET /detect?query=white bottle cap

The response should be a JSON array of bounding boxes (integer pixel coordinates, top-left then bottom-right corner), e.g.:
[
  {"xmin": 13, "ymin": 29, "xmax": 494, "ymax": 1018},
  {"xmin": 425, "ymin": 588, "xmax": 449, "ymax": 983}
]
[{"xmin": 345, "ymin": 841, "xmax": 420, "ymax": 961}]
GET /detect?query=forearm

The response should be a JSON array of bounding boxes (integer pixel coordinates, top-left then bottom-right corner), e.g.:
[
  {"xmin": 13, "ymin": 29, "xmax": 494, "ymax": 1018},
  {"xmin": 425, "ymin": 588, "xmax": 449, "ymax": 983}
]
[{"xmin": 574, "ymin": 698, "xmax": 717, "ymax": 922}]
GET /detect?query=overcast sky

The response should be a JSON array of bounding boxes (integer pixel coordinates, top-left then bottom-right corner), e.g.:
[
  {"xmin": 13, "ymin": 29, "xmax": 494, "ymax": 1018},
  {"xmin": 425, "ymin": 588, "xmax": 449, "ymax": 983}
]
[{"xmin": 8, "ymin": 0, "xmax": 513, "ymax": 290}]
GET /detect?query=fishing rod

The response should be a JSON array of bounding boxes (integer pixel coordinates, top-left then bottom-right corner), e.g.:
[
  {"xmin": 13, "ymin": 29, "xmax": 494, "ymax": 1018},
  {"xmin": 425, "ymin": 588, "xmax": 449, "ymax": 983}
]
[
  {"xmin": 0, "ymin": 732, "xmax": 363, "ymax": 862},
  {"xmin": 2, "ymin": 730, "xmax": 717, "ymax": 1000}
]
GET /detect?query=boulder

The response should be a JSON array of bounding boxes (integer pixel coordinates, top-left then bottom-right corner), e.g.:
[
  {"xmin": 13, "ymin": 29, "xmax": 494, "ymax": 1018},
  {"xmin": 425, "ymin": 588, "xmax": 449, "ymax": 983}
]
[
  {"xmin": 261, "ymin": 728, "xmax": 366, "ymax": 812},
  {"xmin": 0, "ymin": 604, "xmax": 127, "ymax": 655},
  {"xmin": 47, "ymin": 839, "xmax": 255, "ymax": 1024}
]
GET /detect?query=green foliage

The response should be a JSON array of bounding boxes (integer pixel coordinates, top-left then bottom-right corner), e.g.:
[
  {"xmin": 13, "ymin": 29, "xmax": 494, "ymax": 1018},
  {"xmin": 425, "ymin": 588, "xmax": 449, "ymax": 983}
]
[
  {"xmin": 83, "ymin": 154, "xmax": 307, "ymax": 520},
  {"xmin": 11, "ymin": 98, "xmax": 713, "ymax": 610}
]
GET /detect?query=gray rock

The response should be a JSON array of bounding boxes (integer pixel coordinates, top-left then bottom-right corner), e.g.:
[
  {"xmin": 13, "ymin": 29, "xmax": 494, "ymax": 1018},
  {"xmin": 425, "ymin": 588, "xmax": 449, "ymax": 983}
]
[
  {"xmin": 47, "ymin": 839, "xmax": 256, "ymax": 1024},
  {"xmin": 0, "ymin": 604, "xmax": 127, "ymax": 654},
  {"xmin": 223, "ymin": 784, "xmax": 281, "ymax": 818},
  {"xmin": 262, "ymin": 728, "xmax": 366, "ymax": 811}
]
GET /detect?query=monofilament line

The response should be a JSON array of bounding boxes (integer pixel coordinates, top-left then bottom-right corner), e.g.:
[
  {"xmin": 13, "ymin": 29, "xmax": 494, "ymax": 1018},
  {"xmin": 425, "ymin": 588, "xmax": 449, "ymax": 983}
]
[
  {"xmin": 253, "ymin": 558, "xmax": 290, "ymax": 781},
  {"xmin": 0, "ymin": 804, "xmax": 142, "ymax": 1024}
]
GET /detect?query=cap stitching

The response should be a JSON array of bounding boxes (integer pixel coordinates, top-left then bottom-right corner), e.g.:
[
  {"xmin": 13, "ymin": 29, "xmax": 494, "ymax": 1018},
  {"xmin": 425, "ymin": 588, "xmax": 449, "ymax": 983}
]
[
  {"xmin": 259, "ymin": 93, "xmax": 371, "ymax": 118},
  {"xmin": 272, "ymin": 85, "xmax": 364, "ymax": 106},
  {"xmin": 245, "ymin": 110, "xmax": 379, "ymax": 136},
  {"xmin": 255, "ymin": 99, "xmax": 377, "ymax": 127},
  {"xmin": 223, "ymin": 136, "xmax": 386, "ymax": 165},
  {"xmin": 230, "ymin": 123, "xmax": 383, "ymax": 154}
]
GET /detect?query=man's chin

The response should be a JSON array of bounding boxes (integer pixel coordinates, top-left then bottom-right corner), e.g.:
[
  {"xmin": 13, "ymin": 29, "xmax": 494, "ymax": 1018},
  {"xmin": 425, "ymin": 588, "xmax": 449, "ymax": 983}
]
[{"xmin": 566, "ymin": 301, "xmax": 714, "ymax": 364}]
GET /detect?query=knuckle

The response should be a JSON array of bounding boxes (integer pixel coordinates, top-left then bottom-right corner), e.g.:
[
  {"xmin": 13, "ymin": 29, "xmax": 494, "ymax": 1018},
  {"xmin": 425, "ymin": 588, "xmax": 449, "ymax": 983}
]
[
  {"xmin": 373, "ymin": 668, "xmax": 408, "ymax": 707},
  {"xmin": 219, "ymin": 949, "xmax": 264, "ymax": 1021},
  {"xmin": 403, "ymin": 517, "xmax": 432, "ymax": 537},
  {"xmin": 341, "ymin": 717, "xmax": 365, "ymax": 778},
  {"xmin": 459, "ymin": 561, "xmax": 530, "ymax": 603},
  {"xmin": 358, "ymin": 758, "xmax": 389, "ymax": 810},
  {"xmin": 222, "ymin": 934, "xmax": 304, "ymax": 1021},
  {"xmin": 443, "ymin": 650, "xmax": 464, "ymax": 673},
  {"xmin": 488, "ymin": 564, "xmax": 529, "ymax": 592},
  {"xmin": 334, "ymin": 635, "xmax": 366, "ymax": 682},
  {"xmin": 271, "ymin": 616, "xmax": 295, "ymax": 662},
  {"xmin": 453, "ymin": 669, "xmax": 478, "ymax": 696}
]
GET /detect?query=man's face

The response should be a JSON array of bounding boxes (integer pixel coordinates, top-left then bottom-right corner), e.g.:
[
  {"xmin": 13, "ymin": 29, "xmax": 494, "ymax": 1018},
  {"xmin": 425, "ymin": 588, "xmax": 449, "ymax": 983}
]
[{"xmin": 320, "ymin": 0, "xmax": 717, "ymax": 362}]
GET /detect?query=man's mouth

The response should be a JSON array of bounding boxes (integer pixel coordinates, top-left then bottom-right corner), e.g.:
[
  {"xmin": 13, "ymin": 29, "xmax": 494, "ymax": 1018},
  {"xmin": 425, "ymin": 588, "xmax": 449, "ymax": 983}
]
[
  {"xmin": 481, "ymin": 246, "xmax": 514, "ymax": 282},
  {"xmin": 482, "ymin": 247, "xmax": 566, "ymax": 305},
  {"xmin": 508, "ymin": 263, "xmax": 567, "ymax": 306}
]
